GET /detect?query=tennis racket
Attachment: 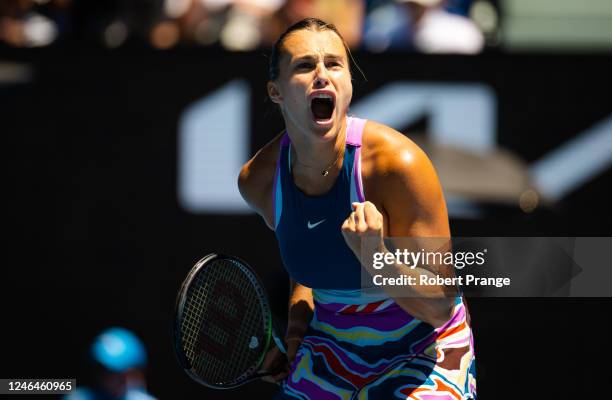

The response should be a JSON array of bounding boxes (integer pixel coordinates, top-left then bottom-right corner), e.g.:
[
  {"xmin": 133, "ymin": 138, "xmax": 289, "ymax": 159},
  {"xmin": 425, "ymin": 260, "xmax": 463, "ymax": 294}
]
[{"xmin": 173, "ymin": 253, "xmax": 287, "ymax": 389}]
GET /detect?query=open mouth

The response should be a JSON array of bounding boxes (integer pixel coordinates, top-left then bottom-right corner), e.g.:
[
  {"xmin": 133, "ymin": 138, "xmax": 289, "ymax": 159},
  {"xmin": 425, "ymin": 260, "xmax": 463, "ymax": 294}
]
[{"xmin": 310, "ymin": 93, "xmax": 335, "ymax": 122}]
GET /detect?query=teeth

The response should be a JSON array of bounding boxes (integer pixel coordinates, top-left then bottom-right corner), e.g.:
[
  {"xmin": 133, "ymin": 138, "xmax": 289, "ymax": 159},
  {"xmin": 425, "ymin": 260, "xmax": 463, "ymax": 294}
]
[{"xmin": 314, "ymin": 93, "xmax": 333, "ymax": 100}]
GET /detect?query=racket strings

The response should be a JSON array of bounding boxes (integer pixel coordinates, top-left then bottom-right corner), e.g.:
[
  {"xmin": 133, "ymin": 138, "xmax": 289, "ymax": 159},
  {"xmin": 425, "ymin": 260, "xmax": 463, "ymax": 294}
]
[
  {"xmin": 227, "ymin": 260, "xmax": 269, "ymax": 380},
  {"xmin": 179, "ymin": 258, "xmax": 270, "ymax": 385},
  {"xmin": 180, "ymin": 273, "xmax": 210, "ymax": 370}
]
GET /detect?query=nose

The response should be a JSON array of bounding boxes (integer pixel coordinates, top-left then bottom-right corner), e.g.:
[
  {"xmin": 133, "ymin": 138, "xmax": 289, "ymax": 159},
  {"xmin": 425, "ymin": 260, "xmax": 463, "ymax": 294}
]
[{"xmin": 313, "ymin": 63, "xmax": 330, "ymax": 88}]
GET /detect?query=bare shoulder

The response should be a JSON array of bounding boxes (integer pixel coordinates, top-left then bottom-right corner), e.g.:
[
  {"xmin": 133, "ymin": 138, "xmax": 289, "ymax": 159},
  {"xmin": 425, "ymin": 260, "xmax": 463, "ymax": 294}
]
[
  {"xmin": 361, "ymin": 120, "xmax": 434, "ymax": 181},
  {"xmin": 360, "ymin": 120, "xmax": 448, "ymax": 236},
  {"xmin": 238, "ymin": 133, "xmax": 284, "ymax": 228}
]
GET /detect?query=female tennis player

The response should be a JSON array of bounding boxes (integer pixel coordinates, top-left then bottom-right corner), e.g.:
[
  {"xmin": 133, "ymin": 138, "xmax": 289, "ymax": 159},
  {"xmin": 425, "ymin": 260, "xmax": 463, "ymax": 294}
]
[{"xmin": 238, "ymin": 18, "xmax": 476, "ymax": 399}]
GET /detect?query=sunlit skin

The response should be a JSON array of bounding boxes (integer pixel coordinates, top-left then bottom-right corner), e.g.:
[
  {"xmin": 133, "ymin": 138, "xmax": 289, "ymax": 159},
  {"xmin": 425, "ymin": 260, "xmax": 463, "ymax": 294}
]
[{"xmin": 239, "ymin": 28, "xmax": 454, "ymax": 383}]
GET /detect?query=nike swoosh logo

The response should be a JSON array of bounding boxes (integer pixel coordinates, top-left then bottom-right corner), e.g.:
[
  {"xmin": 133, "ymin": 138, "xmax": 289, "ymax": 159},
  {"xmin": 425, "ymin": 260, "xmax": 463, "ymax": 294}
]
[{"xmin": 307, "ymin": 219, "xmax": 326, "ymax": 229}]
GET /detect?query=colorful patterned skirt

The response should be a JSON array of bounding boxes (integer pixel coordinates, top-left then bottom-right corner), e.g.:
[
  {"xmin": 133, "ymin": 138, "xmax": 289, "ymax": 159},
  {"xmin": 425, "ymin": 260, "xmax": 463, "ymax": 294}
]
[{"xmin": 278, "ymin": 294, "xmax": 477, "ymax": 400}]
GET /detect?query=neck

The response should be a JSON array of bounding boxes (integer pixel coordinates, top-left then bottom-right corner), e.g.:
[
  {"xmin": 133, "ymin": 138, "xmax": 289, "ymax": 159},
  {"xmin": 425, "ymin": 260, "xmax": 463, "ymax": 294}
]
[{"xmin": 286, "ymin": 118, "xmax": 347, "ymax": 180}]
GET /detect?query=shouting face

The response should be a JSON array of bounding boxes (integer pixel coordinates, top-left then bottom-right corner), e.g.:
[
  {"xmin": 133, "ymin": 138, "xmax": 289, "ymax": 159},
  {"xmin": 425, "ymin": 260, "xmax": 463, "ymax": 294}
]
[{"xmin": 268, "ymin": 29, "xmax": 353, "ymax": 142}]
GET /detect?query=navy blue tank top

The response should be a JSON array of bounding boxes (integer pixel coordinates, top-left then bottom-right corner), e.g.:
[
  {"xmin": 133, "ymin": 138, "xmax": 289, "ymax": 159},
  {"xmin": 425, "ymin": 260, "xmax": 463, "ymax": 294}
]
[{"xmin": 273, "ymin": 117, "xmax": 367, "ymax": 290}]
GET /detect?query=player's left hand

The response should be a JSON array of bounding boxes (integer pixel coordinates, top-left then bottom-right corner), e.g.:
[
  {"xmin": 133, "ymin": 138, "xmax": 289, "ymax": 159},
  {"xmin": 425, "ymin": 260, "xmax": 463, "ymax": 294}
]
[{"xmin": 341, "ymin": 202, "xmax": 385, "ymax": 264}]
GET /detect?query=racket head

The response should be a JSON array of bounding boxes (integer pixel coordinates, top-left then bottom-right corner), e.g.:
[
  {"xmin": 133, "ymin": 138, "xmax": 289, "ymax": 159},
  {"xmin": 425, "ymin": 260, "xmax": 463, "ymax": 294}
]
[{"xmin": 173, "ymin": 253, "xmax": 274, "ymax": 389}]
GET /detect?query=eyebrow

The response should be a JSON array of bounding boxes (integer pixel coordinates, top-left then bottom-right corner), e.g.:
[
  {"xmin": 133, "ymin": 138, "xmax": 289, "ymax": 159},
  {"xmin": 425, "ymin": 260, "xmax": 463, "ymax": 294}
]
[{"xmin": 292, "ymin": 53, "xmax": 344, "ymax": 62}]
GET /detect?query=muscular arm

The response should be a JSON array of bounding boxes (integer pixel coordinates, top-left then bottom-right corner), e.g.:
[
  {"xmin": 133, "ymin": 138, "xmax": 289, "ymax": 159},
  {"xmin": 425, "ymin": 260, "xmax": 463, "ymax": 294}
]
[
  {"xmin": 381, "ymin": 137, "xmax": 455, "ymax": 326},
  {"xmin": 346, "ymin": 122, "xmax": 455, "ymax": 327}
]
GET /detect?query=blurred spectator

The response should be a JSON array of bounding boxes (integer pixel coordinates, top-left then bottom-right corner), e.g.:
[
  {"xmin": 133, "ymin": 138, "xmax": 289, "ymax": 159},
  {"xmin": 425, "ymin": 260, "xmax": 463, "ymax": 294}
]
[
  {"xmin": 260, "ymin": 0, "xmax": 365, "ymax": 49},
  {"xmin": 154, "ymin": 0, "xmax": 364, "ymax": 51},
  {"xmin": 64, "ymin": 327, "xmax": 156, "ymax": 400},
  {"xmin": 217, "ymin": 0, "xmax": 284, "ymax": 50},
  {"xmin": 147, "ymin": 0, "xmax": 284, "ymax": 50},
  {"xmin": 149, "ymin": 0, "xmax": 220, "ymax": 49},
  {"xmin": 1, "ymin": 0, "xmax": 489, "ymax": 52},
  {"xmin": 362, "ymin": 0, "xmax": 412, "ymax": 51},
  {"xmin": 0, "ymin": 0, "xmax": 73, "ymax": 47},
  {"xmin": 362, "ymin": 0, "xmax": 484, "ymax": 52},
  {"xmin": 398, "ymin": 0, "xmax": 484, "ymax": 53}
]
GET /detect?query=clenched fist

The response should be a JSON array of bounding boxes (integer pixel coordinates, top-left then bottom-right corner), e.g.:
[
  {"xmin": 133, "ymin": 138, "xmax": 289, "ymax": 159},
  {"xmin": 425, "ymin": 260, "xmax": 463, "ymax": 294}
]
[{"xmin": 341, "ymin": 202, "xmax": 386, "ymax": 265}]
